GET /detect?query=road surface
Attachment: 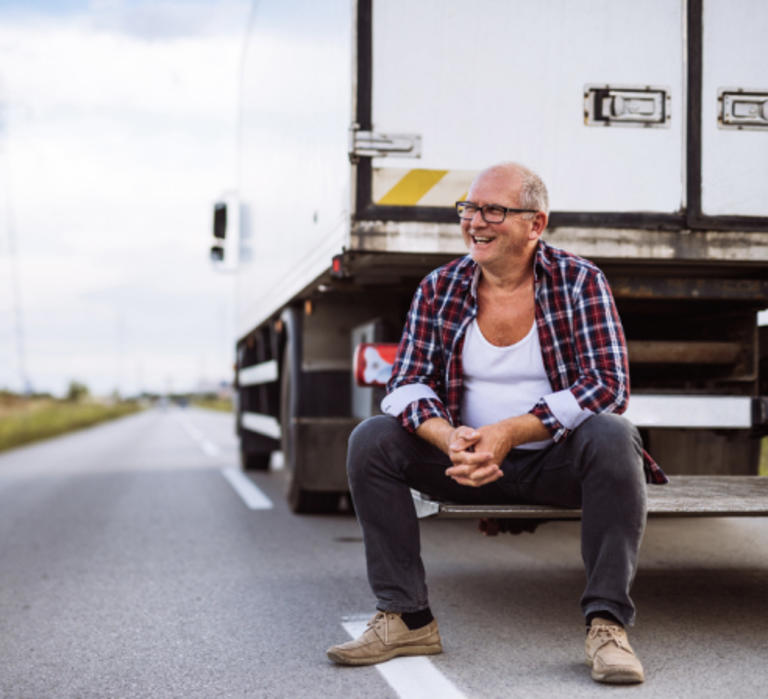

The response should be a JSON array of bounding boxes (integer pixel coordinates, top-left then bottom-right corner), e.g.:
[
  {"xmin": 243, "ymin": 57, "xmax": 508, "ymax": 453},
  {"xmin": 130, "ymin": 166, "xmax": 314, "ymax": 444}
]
[{"xmin": 0, "ymin": 406, "xmax": 766, "ymax": 698}]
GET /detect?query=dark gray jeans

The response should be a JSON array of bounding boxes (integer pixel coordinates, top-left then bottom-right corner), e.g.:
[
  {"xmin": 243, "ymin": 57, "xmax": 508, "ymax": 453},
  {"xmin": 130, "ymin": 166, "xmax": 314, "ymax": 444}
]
[{"xmin": 346, "ymin": 413, "xmax": 647, "ymax": 626}]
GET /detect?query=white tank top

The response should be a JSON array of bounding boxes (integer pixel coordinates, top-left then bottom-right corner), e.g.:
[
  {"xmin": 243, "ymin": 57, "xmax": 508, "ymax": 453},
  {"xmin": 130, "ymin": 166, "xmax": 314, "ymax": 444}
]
[{"xmin": 461, "ymin": 319, "xmax": 553, "ymax": 450}]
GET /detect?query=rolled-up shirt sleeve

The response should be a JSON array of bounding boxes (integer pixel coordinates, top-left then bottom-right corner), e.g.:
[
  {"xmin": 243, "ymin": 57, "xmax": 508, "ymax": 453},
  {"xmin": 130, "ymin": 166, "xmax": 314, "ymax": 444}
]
[
  {"xmin": 530, "ymin": 268, "xmax": 629, "ymax": 442},
  {"xmin": 381, "ymin": 278, "xmax": 451, "ymax": 432},
  {"xmin": 381, "ymin": 383, "xmax": 440, "ymax": 416}
]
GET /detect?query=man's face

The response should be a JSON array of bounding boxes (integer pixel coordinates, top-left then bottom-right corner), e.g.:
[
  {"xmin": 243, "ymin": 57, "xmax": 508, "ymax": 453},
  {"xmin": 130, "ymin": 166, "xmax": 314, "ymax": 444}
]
[{"xmin": 460, "ymin": 169, "xmax": 541, "ymax": 272}]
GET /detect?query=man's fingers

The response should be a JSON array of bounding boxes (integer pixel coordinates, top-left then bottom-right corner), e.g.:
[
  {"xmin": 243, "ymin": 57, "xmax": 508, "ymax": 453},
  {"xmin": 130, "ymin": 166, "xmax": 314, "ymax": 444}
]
[
  {"xmin": 450, "ymin": 467, "xmax": 503, "ymax": 488},
  {"xmin": 455, "ymin": 426, "xmax": 479, "ymax": 440},
  {"xmin": 446, "ymin": 462, "xmax": 497, "ymax": 479},
  {"xmin": 468, "ymin": 464, "xmax": 502, "ymax": 481},
  {"xmin": 446, "ymin": 450, "xmax": 493, "ymax": 469},
  {"xmin": 445, "ymin": 461, "xmax": 502, "ymax": 486},
  {"xmin": 449, "ymin": 427, "xmax": 480, "ymax": 451}
]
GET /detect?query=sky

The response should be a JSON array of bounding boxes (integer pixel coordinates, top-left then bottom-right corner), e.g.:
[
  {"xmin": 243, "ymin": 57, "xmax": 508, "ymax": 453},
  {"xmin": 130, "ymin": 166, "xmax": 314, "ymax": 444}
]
[{"xmin": 0, "ymin": 0, "xmax": 250, "ymax": 396}]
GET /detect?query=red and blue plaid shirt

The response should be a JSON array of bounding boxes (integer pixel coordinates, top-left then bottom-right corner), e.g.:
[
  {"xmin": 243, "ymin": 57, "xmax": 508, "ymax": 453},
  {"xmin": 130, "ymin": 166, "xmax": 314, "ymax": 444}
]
[{"xmin": 382, "ymin": 240, "xmax": 667, "ymax": 484}]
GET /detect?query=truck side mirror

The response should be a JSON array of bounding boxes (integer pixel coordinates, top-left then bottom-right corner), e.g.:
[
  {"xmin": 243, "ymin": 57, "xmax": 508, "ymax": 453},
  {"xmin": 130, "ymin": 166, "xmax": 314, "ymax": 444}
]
[{"xmin": 213, "ymin": 202, "xmax": 227, "ymax": 239}]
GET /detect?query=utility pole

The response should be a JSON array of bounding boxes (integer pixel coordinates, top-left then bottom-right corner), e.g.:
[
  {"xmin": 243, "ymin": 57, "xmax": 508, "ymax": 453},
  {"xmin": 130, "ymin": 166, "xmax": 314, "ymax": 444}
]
[{"xmin": 0, "ymin": 98, "xmax": 31, "ymax": 394}]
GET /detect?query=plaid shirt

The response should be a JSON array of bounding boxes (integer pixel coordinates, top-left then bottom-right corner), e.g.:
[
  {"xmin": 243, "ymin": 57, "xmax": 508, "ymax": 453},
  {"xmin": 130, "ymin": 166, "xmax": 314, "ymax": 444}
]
[{"xmin": 382, "ymin": 240, "xmax": 667, "ymax": 484}]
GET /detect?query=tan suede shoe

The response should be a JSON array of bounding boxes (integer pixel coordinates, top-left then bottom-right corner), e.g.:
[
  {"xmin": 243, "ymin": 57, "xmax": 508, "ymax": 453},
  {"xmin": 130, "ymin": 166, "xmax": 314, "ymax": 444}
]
[
  {"xmin": 585, "ymin": 617, "xmax": 645, "ymax": 684},
  {"xmin": 327, "ymin": 611, "xmax": 442, "ymax": 666}
]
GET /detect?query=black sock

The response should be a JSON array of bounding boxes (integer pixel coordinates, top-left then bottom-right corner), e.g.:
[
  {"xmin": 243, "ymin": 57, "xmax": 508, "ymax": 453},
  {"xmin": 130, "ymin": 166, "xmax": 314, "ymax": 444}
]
[
  {"xmin": 586, "ymin": 611, "xmax": 623, "ymax": 628},
  {"xmin": 400, "ymin": 607, "xmax": 434, "ymax": 630}
]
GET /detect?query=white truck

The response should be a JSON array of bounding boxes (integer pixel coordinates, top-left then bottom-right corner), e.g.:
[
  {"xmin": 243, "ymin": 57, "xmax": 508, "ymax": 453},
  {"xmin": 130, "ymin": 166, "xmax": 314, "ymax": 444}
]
[{"xmin": 212, "ymin": 0, "xmax": 768, "ymax": 515}]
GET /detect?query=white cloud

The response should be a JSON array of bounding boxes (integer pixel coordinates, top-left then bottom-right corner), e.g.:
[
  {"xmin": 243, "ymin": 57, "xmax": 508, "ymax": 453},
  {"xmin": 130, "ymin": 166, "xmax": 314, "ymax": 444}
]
[{"xmin": 0, "ymin": 3, "xmax": 247, "ymax": 395}]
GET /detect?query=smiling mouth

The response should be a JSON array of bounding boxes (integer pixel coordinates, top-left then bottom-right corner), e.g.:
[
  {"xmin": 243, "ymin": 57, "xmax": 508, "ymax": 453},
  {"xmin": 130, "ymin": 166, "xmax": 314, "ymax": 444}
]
[{"xmin": 471, "ymin": 235, "xmax": 495, "ymax": 244}]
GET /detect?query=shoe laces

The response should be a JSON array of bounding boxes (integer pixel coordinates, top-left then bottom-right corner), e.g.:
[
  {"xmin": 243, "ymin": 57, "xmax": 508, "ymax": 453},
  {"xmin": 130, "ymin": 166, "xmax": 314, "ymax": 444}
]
[
  {"xmin": 588, "ymin": 624, "xmax": 632, "ymax": 654},
  {"xmin": 367, "ymin": 611, "xmax": 387, "ymax": 628},
  {"xmin": 367, "ymin": 611, "xmax": 397, "ymax": 642}
]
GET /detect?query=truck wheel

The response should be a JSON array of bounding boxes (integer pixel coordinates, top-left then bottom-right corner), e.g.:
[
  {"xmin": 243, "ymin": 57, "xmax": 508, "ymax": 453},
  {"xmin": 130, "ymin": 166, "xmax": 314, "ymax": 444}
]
[
  {"xmin": 287, "ymin": 476, "xmax": 340, "ymax": 514},
  {"xmin": 240, "ymin": 448, "xmax": 271, "ymax": 471},
  {"xmin": 280, "ymin": 343, "xmax": 340, "ymax": 514}
]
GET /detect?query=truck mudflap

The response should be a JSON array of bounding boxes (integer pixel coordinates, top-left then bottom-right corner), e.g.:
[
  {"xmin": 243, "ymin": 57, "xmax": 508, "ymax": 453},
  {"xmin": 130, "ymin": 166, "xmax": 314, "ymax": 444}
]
[{"xmin": 411, "ymin": 475, "xmax": 768, "ymax": 521}]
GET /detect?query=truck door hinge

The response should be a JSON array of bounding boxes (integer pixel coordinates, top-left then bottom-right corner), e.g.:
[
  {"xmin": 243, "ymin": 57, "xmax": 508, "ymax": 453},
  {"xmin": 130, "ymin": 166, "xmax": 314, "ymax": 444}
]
[
  {"xmin": 349, "ymin": 125, "xmax": 422, "ymax": 161},
  {"xmin": 584, "ymin": 85, "xmax": 670, "ymax": 128}
]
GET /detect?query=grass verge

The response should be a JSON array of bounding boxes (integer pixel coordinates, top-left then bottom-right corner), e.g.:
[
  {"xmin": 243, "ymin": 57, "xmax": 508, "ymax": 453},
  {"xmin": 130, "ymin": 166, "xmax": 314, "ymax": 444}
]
[
  {"xmin": 761, "ymin": 438, "xmax": 768, "ymax": 477},
  {"xmin": 191, "ymin": 397, "xmax": 233, "ymax": 413},
  {"xmin": 0, "ymin": 399, "xmax": 144, "ymax": 453}
]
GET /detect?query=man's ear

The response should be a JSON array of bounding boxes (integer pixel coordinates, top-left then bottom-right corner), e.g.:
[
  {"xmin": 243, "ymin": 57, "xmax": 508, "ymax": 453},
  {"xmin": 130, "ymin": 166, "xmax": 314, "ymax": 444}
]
[{"xmin": 529, "ymin": 211, "xmax": 548, "ymax": 239}]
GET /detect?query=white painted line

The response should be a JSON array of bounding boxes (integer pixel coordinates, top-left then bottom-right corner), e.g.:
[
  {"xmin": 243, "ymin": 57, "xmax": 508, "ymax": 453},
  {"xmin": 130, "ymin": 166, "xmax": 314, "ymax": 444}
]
[
  {"xmin": 201, "ymin": 439, "xmax": 221, "ymax": 457},
  {"xmin": 341, "ymin": 615, "xmax": 465, "ymax": 699},
  {"xmin": 221, "ymin": 467, "xmax": 273, "ymax": 510},
  {"xmin": 174, "ymin": 413, "xmax": 222, "ymax": 457}
]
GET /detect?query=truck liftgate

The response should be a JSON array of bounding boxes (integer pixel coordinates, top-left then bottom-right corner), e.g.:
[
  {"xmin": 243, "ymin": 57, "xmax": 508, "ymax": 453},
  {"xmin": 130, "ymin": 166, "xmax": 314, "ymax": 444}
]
[{"xmin": 411, "ymin": 477, "xmax": 768, "ymax": 522}]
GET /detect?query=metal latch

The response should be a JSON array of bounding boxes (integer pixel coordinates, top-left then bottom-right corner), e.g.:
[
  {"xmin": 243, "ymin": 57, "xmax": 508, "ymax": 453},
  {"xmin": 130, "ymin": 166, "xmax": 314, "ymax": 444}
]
[
  {"xmin": 718, "ymin": 89, "xmax": 768, "ymax": 130},
  {"xmin": 584, "ymin": 85, "xmax": 670, "ymax": 127},
  {"xmin": 349, "ymin": 125, "xmax": 422, "ymax": 160}
]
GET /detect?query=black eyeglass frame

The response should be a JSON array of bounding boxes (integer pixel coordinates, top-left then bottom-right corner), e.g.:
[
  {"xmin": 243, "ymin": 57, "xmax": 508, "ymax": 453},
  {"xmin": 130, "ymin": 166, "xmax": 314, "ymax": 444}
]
[{"xmin": 455, "ymin": 200, "xmax": 538, "ymax": 223}]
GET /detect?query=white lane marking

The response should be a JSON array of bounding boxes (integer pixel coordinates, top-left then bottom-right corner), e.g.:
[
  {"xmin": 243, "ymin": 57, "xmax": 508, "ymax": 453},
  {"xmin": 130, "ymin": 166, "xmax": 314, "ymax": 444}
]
[
  {"xmin": 174, "ymin": 412, "xmax": 221, "ymax": 456},
  {"xmin": 341, "ymin": 615, "xmax": 465, "ymax": 699},
  {"xmin": 200, "ymin": 438, "xmax": 220, "ymax": 456},
  {"xmin": 221, "ymin": 467, "xmax": 273, "ymax": 510},
  {"xmin": 172, "ymin": 411, "xmax": 272, "ymax": 510}
]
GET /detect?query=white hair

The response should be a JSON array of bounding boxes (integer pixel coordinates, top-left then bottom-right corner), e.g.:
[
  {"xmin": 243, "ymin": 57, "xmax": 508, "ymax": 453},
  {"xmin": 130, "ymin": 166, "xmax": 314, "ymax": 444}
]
[
  {"xmin": 477, "ymin": 162, "xmax": 549, "ymax": 216},
  {"xmin": 516, "ymin": 164, "xmax": 549, "ymax": 216}
]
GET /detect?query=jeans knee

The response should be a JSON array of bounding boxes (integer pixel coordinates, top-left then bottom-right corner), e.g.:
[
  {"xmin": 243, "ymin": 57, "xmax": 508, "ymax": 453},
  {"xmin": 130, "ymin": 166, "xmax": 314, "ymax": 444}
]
[
  {"xmin": 578, "ymin": 413, "xmax": 640, "ymax": 449},
  {"xmin": 346, "ymin": 415, "xmax": 400, "ymax": 485},
  {"xmin": 575, "ymin": 413, "xmax": 643, "ymax": 481}
]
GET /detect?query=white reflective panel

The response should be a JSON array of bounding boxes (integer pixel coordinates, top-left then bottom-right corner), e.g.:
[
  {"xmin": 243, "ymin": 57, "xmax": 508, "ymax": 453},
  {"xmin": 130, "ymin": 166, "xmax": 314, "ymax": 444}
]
[
  {"xmin": 241, "ymin": 412, "xmax": 282, "ymax": 439},
  {"xmin": 625, "ymin": 395, "xmax": 752, "ymax": 429},
  {"xmin": 372, "ymin": 0, "xmax": 684, "ymax": 213},
  {"xmin": 239, "ymin": 360, "xmax": 278, "ymax": 387},
  {"xmin": 702, "ymin": 0, "xmax": 768, "ymax": 216}
]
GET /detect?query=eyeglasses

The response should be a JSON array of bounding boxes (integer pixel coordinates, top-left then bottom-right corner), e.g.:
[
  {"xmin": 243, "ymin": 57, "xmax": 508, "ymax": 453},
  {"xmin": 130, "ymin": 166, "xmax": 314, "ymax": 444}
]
[{"xmin": 455, "ymin": 201, "xmax": 537, "ymax": 224}]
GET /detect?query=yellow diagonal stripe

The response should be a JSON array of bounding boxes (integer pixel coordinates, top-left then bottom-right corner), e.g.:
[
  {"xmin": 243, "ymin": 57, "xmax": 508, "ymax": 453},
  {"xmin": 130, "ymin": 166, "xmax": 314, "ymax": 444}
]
[{"xmin": 377, "ymin": 169, "xmax": 450, "ymax": 206}]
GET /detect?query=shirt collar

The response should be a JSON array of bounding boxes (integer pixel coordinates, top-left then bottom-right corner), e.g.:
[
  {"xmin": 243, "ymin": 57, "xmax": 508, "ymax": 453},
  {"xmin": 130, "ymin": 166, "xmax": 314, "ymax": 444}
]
[
  {"xmin": 533, "ymin": 239, "xmax": 553, "ymax": 282},
  {"xmin": 463, "ymin": 240, "xmax": 552, "ymax": 296},
  {"xmin": 470, "ymin": 263, "xmax": 481, "ymax": 299}
]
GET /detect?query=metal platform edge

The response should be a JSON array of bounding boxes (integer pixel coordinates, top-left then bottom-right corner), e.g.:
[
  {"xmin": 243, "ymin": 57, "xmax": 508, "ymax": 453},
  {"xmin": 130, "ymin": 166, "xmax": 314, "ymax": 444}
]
[{"xmin": 412, "ymin": 476, "xmax": 768, "ymax": 520}]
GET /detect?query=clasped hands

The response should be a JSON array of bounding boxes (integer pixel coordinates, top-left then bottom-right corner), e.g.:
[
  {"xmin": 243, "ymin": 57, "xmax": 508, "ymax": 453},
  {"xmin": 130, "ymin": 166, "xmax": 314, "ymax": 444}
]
[{"xmin": 444, "ymin": 423, "xmax": 512, "ymax": 488}]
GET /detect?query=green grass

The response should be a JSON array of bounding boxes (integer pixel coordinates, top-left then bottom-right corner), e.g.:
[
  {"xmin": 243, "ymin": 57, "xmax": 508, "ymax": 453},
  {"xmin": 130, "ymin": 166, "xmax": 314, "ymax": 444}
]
[
  {"xmin": 761, "ymin": 438, "xmax": 768, "ymax": 477},
  {"xmin": 0, "ymin": 399, "xmax": 144, "ymax": 453},
  {"xmin": 191, "ymin": 397, "xmax": 233, "ymax": 413}
]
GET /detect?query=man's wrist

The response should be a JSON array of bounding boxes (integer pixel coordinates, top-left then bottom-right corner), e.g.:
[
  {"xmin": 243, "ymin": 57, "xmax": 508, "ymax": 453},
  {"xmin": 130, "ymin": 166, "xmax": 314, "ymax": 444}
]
[
  {"xmin": 415, "ymin": 417, "xmax": 455, "ymax": 455},
  {"xmin": 498, "ymin": 413, "xmax": 548, "ymax": 449}
]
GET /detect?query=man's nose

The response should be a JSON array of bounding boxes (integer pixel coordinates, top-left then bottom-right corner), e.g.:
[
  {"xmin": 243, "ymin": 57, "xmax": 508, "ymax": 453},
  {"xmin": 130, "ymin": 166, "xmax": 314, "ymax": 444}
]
[{"xmin": 470, "ymin": 208, "xmax": 486, "ymax": 226}]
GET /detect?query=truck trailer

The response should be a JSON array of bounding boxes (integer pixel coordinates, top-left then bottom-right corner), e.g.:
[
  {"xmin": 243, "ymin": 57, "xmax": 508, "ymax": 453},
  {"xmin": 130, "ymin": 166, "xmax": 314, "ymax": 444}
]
[{"xmin": 213, "ymin": 0, "xmax": 768, "ymax": 514}]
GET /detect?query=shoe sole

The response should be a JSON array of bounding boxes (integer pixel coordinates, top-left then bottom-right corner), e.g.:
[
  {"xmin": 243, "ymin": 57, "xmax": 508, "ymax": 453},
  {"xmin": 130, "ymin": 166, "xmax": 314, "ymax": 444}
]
[
  {"xmin": 585, "ymin": 658, "xmax": 644, "ymax": 684},
  {"xmin": 327, "ymin": 643, "xmax": 443, "ymax": 666}
]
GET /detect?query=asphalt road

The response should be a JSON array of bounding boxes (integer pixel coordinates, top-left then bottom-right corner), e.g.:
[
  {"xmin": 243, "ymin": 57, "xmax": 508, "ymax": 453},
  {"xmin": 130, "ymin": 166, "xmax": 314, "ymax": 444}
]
[{"xmin": 0, "ymin": 406, "xmax": 766, "ymax": 698}]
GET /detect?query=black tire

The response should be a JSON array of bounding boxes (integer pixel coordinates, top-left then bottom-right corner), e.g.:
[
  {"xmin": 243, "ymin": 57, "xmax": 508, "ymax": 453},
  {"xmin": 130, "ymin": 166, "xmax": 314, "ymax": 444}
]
[
  {"xmin": 240, "ymin": 448, "xmax": 271, "ymax": 471},
  {"xmin": 280, "ymin": 343, "xmax": 340, "ymax": 514},
  {"xmin": 287, "ymin": 482, "xmax": 340, "ymax": 514}
]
